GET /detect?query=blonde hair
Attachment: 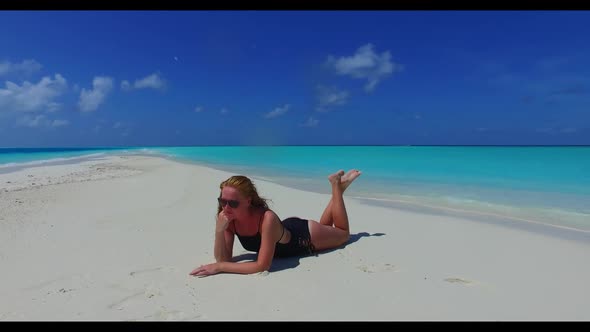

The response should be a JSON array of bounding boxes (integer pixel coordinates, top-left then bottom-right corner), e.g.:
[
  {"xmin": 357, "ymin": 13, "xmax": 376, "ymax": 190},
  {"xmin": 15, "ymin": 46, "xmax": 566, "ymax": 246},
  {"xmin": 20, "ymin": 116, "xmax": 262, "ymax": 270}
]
[{"xmin": 217, "ymin": 175, "xmax": 270, "ymax": 215}]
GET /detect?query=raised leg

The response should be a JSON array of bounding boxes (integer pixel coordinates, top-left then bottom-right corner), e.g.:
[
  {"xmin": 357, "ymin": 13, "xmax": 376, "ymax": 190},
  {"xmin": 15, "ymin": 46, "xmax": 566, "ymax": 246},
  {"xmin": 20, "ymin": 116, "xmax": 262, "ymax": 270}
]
[
  {"xmin": 328, "ymin": 171, "xmax": 349, "ymax": 233},
  {"xmin": 309, "ymin": 170, "xmax": 361, "ymax": 251},
  {"xmin": 319, "ymin": 169, "xmax": 362, "ymax": 227}
]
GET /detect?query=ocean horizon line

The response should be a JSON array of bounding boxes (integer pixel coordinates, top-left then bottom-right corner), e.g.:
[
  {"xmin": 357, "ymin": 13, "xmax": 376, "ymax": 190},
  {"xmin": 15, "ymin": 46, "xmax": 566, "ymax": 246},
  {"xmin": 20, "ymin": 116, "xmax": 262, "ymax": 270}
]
[{"xmin": 1, "ymin": 144, "xmax": 590, "ymax": 149}]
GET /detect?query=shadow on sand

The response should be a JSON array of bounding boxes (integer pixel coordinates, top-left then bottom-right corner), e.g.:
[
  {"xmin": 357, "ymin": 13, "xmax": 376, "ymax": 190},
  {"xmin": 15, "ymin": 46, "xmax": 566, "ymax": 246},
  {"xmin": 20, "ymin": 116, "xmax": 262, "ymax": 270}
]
[{"xmin": 232, "ymin": 232, "xmax": 386, "ymax": 273}]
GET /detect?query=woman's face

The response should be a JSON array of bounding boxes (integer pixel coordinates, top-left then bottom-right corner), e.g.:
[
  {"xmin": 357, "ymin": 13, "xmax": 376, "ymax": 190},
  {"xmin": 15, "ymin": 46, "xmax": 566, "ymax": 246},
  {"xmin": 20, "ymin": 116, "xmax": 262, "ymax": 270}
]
[{"xmin": 219, "ymin": 186, "xmax": 250, "ymax": 220}]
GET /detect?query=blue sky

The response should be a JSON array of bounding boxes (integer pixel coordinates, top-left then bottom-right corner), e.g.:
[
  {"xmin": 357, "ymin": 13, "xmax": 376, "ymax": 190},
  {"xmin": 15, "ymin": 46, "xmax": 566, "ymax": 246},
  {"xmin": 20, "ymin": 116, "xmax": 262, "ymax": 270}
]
[{"xmin": 0, "ymin": 10, "xmax": 589, "ymax": 147}]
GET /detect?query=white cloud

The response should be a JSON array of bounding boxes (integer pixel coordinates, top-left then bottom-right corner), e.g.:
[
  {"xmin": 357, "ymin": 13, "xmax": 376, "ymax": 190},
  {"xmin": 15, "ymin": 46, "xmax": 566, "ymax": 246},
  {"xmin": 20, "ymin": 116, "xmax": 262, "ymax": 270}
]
[
  {"xmin": 46, "ymin": 102, "xmax": 60, "ymax": 113},
  {"xmin": 122, "ymin": 73, "xmax": 166, "ymax": 91},
  {"xmin": 16, "ymin": 114, "xmax": 48, "ymax": 127},
  {"xmin": 0, "ymin": 59, "xmax": 42, "ymax": 77},
  {"xmin": 326, "ymin": 43, "xmax": 402, "ymax": 92},
  {"xmin": 535, "ymin": 55, "xmax": 576, "ymax": 72},
  {"xmin": 301, "ymin": 116, "xmax": 319, "ymax": 127},
  {"xmin": 0, "ymin": 74, "xmax": 67, "ymax": 113},
  {"xmin": 113, "ymin": 121, "xmax": 133, "ymax": 135},
  {"xmin": 536, "ymin": 127, "xmax": 578, "ymax": 134},
  {"xmin": 561, "ymin": 127, "xmax": 577, "ymax": 133},
  {"xmin": 194, "ymin": 106, "xmax": 204, "ymax": 113},
  {"xmin": 319, "ymin": 90, "xmax": 348, "ymax": 105},
  {"xmin": 15, "ymin": 115, "xmax": 69, "ymax": 128},
  {"xmin": 536, "ymin": 127, "xmax": 554, "ymax": 134},
  {"xmin": 112, "ymin": 121, "xmax": 131, "ymax": 137},
  {"xmin": 316, "ymin": 85, "xmax": 349, "ymax": 112},
  {"xmin": 121, "ymin": 80, "xmax": 131, "ymax": 91},
  {"xmin": 78, "ymin": 76, "xmax": 114, "ymax": 112},
  {"xmin": 135, "ymin": 73, "xmax": 165, "ymax": 89},
  {"xmin": 51, "ymin": 119, "xmax": 69, "ymax": 127},
  {"xmin": 264, "ymin": 104, "xmax": 290, "ymax": 119}
]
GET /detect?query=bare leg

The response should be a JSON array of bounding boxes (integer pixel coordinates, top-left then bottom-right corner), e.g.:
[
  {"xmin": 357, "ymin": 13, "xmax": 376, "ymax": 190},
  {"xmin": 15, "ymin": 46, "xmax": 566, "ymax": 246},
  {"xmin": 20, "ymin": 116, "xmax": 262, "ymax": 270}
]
[
  {"xmin": 308, "ymin": 171, "xmax": 354, "ymax": 251},
  {"xmin": 319, "ymin": 169, "xmax": 362, "ymax": 226},
  {"xmin": 328, "ymin": 171, "xmax": 349, "ymax": 233},
  {"xmin": 319, "ymin": 170, "xmax": 344, "ymax": 226}
]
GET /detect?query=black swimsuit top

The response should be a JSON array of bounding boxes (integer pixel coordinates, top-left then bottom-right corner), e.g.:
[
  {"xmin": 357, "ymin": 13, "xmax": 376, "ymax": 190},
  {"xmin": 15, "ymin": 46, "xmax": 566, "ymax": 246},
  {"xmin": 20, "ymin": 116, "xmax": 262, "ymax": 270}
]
[{"xmin": 234, "ymin": 210, "xmax": 285, "ymax": 253}]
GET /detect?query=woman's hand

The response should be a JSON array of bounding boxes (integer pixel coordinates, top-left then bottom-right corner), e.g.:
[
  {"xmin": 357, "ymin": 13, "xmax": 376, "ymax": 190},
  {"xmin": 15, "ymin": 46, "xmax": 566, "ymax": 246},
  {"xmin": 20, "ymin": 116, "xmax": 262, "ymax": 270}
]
[
  {"xmin": 189, "ymin": 263, "xmax": 221, "ymax": 277},
  {"xmin": 216, "ymin": 211, "xmax": 232, "ymax": 232}
]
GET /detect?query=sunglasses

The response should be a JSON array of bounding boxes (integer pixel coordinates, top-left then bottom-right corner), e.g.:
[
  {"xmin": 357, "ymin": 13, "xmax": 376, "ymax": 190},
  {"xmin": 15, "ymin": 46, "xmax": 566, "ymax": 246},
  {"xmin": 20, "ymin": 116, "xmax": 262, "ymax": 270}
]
[{"xmin": 218, "ymin": 198, "xmax": 240, "ymax": 208}]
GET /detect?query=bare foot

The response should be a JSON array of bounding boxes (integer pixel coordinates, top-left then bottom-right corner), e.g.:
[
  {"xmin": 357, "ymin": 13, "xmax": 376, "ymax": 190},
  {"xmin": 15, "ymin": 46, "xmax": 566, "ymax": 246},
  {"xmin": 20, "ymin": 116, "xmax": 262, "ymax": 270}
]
[
  {"xmin": 328, "ymin": 170, "xmax": 345, "ymax": 185},
  {"xmin": 341, "ymin": 169, "xmax": 361, "ymax": 191}
]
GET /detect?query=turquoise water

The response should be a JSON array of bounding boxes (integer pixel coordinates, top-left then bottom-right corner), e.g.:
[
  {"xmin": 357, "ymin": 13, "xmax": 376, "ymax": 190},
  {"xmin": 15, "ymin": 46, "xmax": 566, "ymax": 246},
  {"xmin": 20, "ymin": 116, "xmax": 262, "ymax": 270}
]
[
  {"xmin": 0, "ymin": 147, "xmax": 139, "ymax": 169},
  {"xmin": 1, "ymin": 146, "xmax": 589, "ymax": 233}
]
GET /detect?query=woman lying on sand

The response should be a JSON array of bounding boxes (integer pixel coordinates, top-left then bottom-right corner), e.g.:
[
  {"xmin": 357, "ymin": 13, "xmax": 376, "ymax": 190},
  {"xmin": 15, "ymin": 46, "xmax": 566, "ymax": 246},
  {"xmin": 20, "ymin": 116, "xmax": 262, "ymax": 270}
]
[{"xmin": 190, "ymin": 169, "xmax": 361, "ymax": 277}]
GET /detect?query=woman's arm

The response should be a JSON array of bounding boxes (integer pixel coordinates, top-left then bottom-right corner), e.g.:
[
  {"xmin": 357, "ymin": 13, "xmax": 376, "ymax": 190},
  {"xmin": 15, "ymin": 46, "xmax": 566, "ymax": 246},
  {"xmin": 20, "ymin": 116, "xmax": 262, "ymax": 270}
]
[
  {"xmin": 191, "ymin": 211, "xmax": 282, "ymax": 276},
  {"xmin": 213, "ymin": 212, "xmax": 234, "ymax": 262}
]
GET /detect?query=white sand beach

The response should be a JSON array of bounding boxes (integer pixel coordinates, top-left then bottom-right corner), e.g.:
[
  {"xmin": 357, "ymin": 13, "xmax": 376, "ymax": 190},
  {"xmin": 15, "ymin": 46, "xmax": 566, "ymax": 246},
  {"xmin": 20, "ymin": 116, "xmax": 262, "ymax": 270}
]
[{"xmin": 0, "ymin": 155, "xmax": 589, "ymax": 321}]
